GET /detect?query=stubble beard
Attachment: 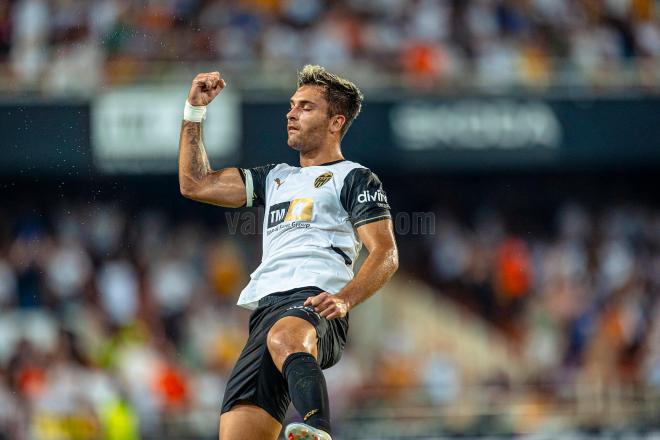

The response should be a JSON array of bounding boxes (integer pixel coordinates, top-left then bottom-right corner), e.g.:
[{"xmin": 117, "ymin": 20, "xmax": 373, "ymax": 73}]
[
  {"xmin": 287, "ymin": 133, "xmax": 303, "ymax": 151},
  {"xmin": 287, "ymin": 127, "xmax": 325, "ymax": 153}
]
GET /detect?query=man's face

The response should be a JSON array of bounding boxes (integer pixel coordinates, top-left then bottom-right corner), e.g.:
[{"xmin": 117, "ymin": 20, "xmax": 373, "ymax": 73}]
[{"xmin": 286, "ymin": 85, "xmax": 333, "ymax": 151}]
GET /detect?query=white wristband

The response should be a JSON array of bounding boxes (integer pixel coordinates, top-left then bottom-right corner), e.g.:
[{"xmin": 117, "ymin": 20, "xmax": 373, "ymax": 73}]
[{"xmin": 184, "ymin": 100, "xmax": 207, "ymax": 122}]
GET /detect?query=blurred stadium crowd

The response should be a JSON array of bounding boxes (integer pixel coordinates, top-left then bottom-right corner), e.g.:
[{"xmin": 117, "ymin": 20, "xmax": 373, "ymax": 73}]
[
  {"xmin": 1, "ymin": 0, "xmax": 660, "ymax": 93},
  {"xmin": 0, "ymin": 192, "xmax": 658, "ymax": 438},
  {"xmin": 428, "ymin": 203, "xmax": 660, "ymax": 388}
]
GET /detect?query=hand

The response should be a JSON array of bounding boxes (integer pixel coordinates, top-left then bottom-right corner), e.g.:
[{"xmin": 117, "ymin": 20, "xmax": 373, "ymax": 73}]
[
  {"xmin": 304, "ymin": 292, "xmax": 349, "ymax": 320},
  {"xmin": 188, "ymin": 71, "xmax": 226, "ymax": 106}
]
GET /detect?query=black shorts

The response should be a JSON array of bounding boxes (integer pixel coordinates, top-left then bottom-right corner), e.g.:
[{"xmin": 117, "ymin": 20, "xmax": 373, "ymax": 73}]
[{"xmin": 220, "ymin": 286, "xmax": 349, "ymax": 423}]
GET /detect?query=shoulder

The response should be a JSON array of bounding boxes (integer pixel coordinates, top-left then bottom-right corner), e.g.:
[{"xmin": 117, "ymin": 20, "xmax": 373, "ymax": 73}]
[
  {"xmin": 331, "ymin": 160, "xmax": 375, "ymax": 181},
  {"xmin": 336, "ymin": 159, "xmax": 365, "ymax": 171},
  {"xmin": 339, "ymin": 163, "xmax": 389, "ymax": 208},
  {"xmin": 338, "ymin": 162, "xmax": 384, "ymax": 186}
]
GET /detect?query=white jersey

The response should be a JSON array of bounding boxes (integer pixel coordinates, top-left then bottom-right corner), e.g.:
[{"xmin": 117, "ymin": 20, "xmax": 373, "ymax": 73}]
[{"xmin": 236, "ymin": 159, "xmax": 391, "ymax": 309}]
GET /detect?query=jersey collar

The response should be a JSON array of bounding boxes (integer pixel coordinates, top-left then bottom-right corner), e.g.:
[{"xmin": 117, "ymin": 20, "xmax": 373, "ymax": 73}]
[{"xmin": 317, "ymin": 159, "xmax": 346, "ymax": 166}]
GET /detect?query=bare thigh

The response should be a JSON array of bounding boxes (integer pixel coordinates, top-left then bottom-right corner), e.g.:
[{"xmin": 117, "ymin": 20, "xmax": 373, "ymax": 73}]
[{"xmin": 219, "ymin": 403, "xmax": 282, "ymax": 440}]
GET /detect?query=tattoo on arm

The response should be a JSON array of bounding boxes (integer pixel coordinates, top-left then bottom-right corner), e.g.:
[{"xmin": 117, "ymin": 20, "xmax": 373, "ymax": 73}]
[
  {"xmin": 179, "ymin": 120, "xmax": 244, "ymax": 207},
  {"xmin": 183, "ymin": 121, "xmax": 211, "ymax": 180}
]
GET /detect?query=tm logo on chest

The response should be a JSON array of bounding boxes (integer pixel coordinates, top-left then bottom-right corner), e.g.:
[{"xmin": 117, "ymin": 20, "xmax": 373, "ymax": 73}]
[{"xmin": 267, "ymin": 198, "xmax": 314, "ymax": 228}]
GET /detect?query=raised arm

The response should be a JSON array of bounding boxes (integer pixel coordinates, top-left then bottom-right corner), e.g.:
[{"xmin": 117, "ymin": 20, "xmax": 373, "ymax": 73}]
[{"xmin": 178, "ymin": 72, "xmax": 246, "ymax": 208}]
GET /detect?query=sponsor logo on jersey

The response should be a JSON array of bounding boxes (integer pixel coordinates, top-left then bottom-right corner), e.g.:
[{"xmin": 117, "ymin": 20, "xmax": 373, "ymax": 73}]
[
  {"xmin": 267, "ymin": 198, "xmax": 314, "ymax": 229},
  {"xmin": 314, "ymin": 171, "xmax": 333, "ymax": 188},
  {"xmin": 268, "ymin": 201, "xmax": 290, "ymax": 227},
  {"xmin": 285, "ymin": 198, "xmax": 314, "ymax": 221},
  {"xmin": 357, "ymin": 189, "xmax": 388, "ymax": 204},
  {"xmin": 274, "ymin": 178, "xmax": 285, "ymax": 189}
]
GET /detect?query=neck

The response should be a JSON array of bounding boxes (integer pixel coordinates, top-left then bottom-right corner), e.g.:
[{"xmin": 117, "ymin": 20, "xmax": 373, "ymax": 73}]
[{"xmin": 299, "ymin": 142, "xmax": 343, "ymax": 167}]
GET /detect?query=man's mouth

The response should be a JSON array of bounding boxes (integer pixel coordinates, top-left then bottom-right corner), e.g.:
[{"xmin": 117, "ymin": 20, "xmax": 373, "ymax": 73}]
[{"xmin": 288, "ymin": 126, "xmax": 299, "ymax": 132}]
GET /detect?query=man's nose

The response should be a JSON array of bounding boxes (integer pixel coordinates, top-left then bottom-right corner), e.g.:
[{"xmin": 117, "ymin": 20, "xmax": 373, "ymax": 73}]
[{"xmin": 287, "ymin": 108, "xmax": 298, "ymax": 120}]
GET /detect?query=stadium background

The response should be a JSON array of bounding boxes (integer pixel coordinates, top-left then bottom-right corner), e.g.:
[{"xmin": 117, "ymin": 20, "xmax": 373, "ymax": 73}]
[{"xmin": 1, "ymin": 0, "xmax": 659, "ymax": 439}]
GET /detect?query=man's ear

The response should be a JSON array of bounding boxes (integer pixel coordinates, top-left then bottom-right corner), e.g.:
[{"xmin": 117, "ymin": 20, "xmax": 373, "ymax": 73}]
[{"xmin": 330, "ymin": 115, "xmax": 346, "ymax": 134}]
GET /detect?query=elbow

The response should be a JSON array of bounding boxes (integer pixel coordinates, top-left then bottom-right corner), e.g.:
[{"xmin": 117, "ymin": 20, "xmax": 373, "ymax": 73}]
[
  {"xmin": 372, "ymin": 245, "xmax": 399, "ymax": 278},
  {"xmin": 391, "ymin": 250, "xmax": 399, "ymax": 274},
  {"xmin": 179, "ymin": 182, "xmax": 198, "ymax": 200},
  {"xmin": 386, "ymin": 247, "xmax": 399, "ymax": 276},
  {"xmin": 179, "ymin": 173, "xmax": 203, "ymax": 200}
]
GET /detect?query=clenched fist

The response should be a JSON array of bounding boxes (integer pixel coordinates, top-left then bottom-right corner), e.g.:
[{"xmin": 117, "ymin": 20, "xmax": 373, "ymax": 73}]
[{"xmin": 188, "ymin": 71, "xmax": 226, "ymax": 106}]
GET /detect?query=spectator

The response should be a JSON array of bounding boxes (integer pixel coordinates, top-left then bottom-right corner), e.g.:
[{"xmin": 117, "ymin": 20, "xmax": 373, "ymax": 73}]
[{"xmin": 1, "ymin": 0, "xmax": 659, "ymax": 92}]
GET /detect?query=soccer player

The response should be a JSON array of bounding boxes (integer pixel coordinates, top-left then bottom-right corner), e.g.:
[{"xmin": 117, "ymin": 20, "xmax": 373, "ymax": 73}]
[{"xmin": 178, "ymin": 65, "xmax": 399, "ymax": 440}]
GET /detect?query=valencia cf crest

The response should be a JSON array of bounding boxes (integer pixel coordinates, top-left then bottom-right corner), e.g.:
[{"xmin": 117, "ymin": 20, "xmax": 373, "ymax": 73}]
[{"xmin": 314, "ymin": 172, "xmax": 333, "ymax": 188}]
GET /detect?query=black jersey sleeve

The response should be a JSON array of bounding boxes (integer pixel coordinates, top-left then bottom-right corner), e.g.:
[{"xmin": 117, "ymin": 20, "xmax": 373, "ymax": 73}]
[
  {"xmin": 239, "ymin": 164, "xmax": 277, "ymax": 207},
  {"xmin": 340, "ymin": 168, "xmax": 392, "ymax": 227}
]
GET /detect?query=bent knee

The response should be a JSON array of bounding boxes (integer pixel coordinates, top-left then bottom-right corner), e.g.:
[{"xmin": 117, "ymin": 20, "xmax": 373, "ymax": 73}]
[
  {"xmin": 267, "ymin": 327, "xmax": 316, "ymax": 358},
  {"xmin": 267, "ymin": 318, "xmax": 317, "ymax": 369}
]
